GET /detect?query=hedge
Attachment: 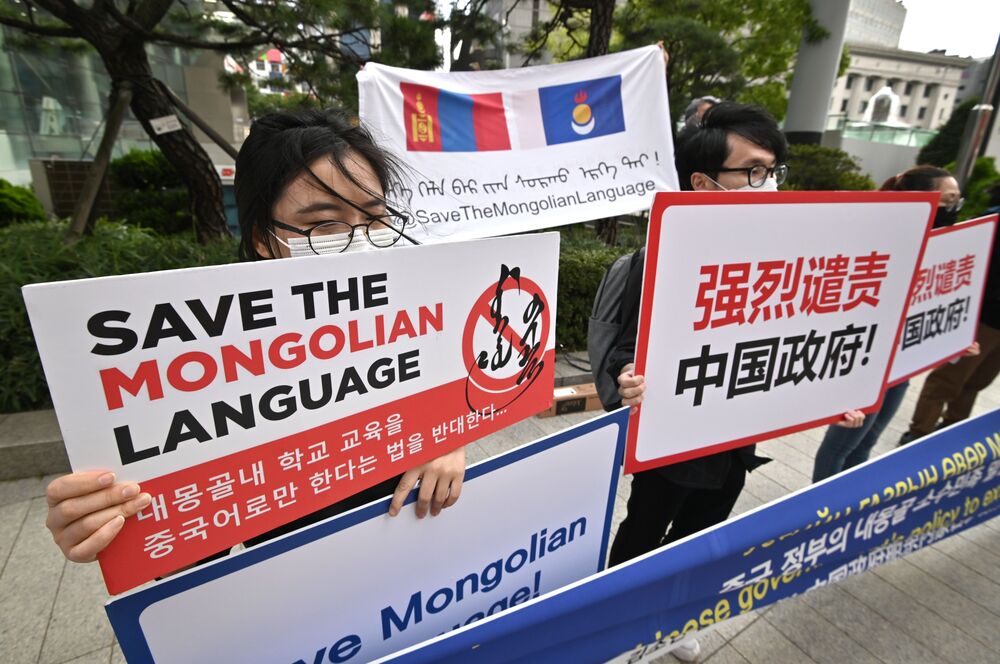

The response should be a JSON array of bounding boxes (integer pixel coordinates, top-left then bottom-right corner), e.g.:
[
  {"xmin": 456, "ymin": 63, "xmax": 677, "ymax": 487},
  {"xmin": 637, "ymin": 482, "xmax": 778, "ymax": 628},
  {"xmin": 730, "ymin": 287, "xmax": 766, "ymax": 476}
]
[
  {"xmin": 0, "ymin": 220, "xmax": 238, "ymax": 412},
  {"xmin": 1, "ymin": 220, "xmax": 635, "ymax": 412}
]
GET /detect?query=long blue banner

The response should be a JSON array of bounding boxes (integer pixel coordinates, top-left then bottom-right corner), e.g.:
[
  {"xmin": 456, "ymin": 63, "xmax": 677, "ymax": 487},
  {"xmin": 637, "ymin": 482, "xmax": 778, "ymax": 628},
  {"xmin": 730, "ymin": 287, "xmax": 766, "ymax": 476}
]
[{"xmin": 385, "ymin": 408, "xmax": 1000, "ymax": 663}]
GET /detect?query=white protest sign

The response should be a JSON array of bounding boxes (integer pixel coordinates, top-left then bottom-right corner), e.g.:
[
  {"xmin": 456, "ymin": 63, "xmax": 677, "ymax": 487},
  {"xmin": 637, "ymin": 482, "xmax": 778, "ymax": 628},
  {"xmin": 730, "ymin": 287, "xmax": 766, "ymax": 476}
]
[
  {"xmin": 105, "ymin": 409, "xmax": 628, "ymax": 664},
  {"xmin": 23, "ymin": 234, "xmax": 559, "ymax": 592},
  {"xmin": 888, "ymin": 215, "xmax": 998, "ymax": 385},
  {"xmin": 358, "ymin": 46, "xmax": 677, "ymax": 241},
  {"xmin": 626, "ymin": 192, "xmax": 934, "ymax": 473}
]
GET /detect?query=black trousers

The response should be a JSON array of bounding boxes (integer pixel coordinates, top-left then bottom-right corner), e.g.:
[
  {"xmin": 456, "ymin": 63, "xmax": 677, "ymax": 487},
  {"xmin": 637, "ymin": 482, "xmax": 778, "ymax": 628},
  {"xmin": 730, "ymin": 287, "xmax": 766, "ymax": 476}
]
[{"xmin": 608, "ymin": 464, "xmax": 746, "ymax": 567}]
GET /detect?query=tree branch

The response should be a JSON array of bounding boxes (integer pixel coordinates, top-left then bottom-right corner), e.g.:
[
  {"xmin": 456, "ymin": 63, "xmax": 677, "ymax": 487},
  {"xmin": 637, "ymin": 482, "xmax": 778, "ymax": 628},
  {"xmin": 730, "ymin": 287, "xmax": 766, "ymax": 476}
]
[{"xmin": 0, "ymin": 2, "xmax": 79, "ymax": 37}]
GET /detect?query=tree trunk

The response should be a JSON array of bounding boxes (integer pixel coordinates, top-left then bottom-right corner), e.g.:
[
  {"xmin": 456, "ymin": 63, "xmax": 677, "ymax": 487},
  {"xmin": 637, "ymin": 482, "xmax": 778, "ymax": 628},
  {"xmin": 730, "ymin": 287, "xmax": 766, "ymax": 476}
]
[
  {"xmin": 100, "ymin": 46, "xmax": 230, "ymax": 242},
  {"xmin": 586, "ymin": 0, "xmax": 614, "ymax": 58},
  {"xmin": 587, "ymin": 0, "xmax": 617, "ymax": 244}
]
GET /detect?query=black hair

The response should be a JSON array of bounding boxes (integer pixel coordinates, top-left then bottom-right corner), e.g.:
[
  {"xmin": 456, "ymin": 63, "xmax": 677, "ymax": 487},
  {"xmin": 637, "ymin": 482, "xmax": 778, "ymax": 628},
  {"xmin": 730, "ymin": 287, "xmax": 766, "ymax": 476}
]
[
  {"xmin": 235, "ymin": 108, "xmax": 404, "ymax": 261},
  {"xmin": 674, "ymin": 102, "xmax": 788, "ymax": 191},
  {"xmin": 879, "ymin": 165, "xmax": 952, "ymax": 192}
]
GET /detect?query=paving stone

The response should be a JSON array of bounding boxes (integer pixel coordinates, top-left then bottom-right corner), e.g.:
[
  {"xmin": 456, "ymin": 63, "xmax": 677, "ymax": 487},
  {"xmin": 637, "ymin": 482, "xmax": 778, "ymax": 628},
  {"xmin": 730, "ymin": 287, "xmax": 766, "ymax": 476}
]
[
  {"xmin": 741, "ymin": 472, "xmax": 787, "ymax": 504},
  {"xmin": 111, "ymin": 641, "xmax": 125, "ymax": 663},
  {"xmin": 702, "ymin": 644, "xmax": 752, "ymax": 664},
  {"xmin": 837, "ymin": 565, "xmax": 997, "ymax": 663},
  {"xmin": 0, "ymin": 499, "xmax": 30, "ymax": 576},
  {"xmin": 728, "ymin": 612, "xmax": 815, "ymax": 664},
  {"xmin": 763, "ymin": 596, "xmax": 881, "ymax": 664},
  {"xmin": 62, "ymin": 646, "xmax": 112, "ymax": 664},
  {"xmin": 902, "ymin": 538, "xmax": 1000, "ymax": 616},
  {"xmin": 0, "ymin": 497, "xmax": 67, "ymax": 663},
  {"xmin": 0, "ymin": 475, "xmax": 48, "ymax": 507},
  {"xmin": 802, "ymin": 583, "xmax": 944, "ymax": 663},
  {"xmin": 933, "ymin": 532, "xmax": 1000, "ymax": 580},
  {"xmin": 754, "ymin": 438, "xmax": 815, "ymax": 478},
  {"xmin": 871, "ymin": 556, "xmax": 1000, "ymax": 651},
  {"xmin": 754, "ymin": 456, "xmax": 810, "ymax": 493},
  {"xmin": 38, "ymin": 560, "xmax": 114, "ymax": 664}
]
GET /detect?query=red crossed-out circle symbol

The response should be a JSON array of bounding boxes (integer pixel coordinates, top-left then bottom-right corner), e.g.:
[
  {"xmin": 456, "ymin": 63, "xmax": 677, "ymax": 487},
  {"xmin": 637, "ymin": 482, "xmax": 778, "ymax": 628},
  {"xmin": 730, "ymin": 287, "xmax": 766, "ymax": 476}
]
[{"xmin": 462, "ymin": 272, "xmax": 550, "ymax": 410}]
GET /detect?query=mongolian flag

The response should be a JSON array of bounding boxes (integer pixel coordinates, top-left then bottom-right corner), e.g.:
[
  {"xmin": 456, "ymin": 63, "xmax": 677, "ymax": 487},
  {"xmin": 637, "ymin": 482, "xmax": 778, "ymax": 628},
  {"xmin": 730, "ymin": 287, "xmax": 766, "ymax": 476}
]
[
  {"xmin": 401, "ymin": 82, "xmax": 512, "ymax": 152},
  {"xmin": 538, "ymin": 75, "xmax": 626, "ymax": 146}
]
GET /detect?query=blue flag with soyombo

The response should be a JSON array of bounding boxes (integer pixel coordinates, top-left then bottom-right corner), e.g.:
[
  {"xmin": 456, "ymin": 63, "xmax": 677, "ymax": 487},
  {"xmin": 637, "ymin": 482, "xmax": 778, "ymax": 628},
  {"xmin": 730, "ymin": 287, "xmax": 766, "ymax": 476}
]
[{"xmin": 538, "ymin": 75, "xmax": 626, "ymax": 146}]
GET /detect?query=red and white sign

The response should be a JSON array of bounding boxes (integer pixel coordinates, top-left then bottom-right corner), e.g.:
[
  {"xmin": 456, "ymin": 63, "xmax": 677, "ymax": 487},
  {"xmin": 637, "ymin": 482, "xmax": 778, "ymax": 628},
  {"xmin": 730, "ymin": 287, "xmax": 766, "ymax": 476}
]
[
  {"xmin": 888, "ymin": 214, "xmax": 998, "ymax": 385},
  {"xmin": 626, "ymin": 191, "xmax": 935, "ymax": 473},
  {"xmin": 22, "ymin": 234, "xmax": 559, "ymax": 593}
]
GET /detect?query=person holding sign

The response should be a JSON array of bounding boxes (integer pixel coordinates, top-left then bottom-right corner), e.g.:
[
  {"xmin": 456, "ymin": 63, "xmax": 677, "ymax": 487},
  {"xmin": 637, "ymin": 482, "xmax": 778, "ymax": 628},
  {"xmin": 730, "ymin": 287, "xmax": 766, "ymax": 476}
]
[
  {"xmin": 607, "ymin": 103, "xmax": 785, "ymax": 567},
  {"xmin": 811, "ymin": 166, "xmax": 978, "ymax": 482},
  {"xmin": 898, "ymin": 180, "xmax": 1000, "ymax": 445},
  {"xmin": 44, "ymin": 109, "xmax": 466, "ymax": 564}
]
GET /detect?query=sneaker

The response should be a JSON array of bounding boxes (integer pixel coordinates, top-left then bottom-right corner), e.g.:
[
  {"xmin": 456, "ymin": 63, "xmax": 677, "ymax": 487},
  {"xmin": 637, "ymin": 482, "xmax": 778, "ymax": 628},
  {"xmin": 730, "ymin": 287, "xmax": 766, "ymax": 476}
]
[
  {"xmin": 897, "ymin": 431, "xmax": 918, "ymax": 447},
  {"xmin": 669, "ymin": 637, "xmax": 701, "ymax": 662}
]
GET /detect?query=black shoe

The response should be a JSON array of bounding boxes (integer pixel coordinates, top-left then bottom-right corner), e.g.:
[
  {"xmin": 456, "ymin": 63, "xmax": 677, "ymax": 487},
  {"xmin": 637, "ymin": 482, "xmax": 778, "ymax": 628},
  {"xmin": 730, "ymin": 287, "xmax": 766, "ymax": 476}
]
[{"xmin": 897, "ymin": 431, "xmax": 918, "ymax": 447}]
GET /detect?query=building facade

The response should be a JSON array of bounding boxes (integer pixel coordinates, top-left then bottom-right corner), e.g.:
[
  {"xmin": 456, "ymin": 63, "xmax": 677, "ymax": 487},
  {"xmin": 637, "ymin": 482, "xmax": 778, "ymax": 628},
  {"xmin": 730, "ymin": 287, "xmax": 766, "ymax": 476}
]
[
  {"xmin": 829, "ymin": 43, "xmax": 972, "ymax": 130},
  {"xmin": 844, "ymin": 0, "xmax": 906, "ymax": 48}
]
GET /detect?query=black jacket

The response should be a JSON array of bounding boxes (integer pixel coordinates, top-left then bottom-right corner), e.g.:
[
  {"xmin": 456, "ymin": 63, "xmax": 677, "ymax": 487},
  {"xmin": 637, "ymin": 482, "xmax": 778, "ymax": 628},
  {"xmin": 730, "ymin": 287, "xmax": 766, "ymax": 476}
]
[
  {"xmin": 607, "ymin": 250, "xmax": 770, "ymax": 489},
  {"xmin": 981, "ymin": 207, "xmax": 1000, "ymax": 330}
]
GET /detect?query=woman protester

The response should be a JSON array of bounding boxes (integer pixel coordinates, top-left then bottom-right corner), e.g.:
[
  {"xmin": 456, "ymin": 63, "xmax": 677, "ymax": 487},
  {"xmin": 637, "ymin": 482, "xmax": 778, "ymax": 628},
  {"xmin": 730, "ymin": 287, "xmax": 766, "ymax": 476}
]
[
  {"xmin": 811, "ymin": 165, "xmax": 977, "ymax": 482},
  {"xmin": 45, "ymin": 109, "xmax": 466, "ymax": 564}
]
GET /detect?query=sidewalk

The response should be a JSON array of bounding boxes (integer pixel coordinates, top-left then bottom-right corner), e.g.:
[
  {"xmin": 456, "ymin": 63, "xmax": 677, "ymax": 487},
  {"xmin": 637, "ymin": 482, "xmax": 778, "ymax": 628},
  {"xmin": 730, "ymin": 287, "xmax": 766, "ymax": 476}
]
[{"xmin": 1, "ymin": 367, "xmax": 998, "ymax": 663}]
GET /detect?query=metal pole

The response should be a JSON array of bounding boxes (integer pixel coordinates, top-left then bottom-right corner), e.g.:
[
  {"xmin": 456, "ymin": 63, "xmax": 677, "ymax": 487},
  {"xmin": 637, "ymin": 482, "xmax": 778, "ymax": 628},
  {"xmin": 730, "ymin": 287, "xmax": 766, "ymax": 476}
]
[{"xmin": 954, "ymin": 34, "xmax": 1000, "ymax": 189}]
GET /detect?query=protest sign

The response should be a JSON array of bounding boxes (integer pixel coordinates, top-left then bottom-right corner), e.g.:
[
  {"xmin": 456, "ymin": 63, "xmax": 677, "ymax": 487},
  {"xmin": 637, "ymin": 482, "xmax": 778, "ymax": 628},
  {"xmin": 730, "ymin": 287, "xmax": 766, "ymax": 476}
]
[
  {"xmin": 22, "ymin": 234, "xmax": 559, "ymax": 593},
  {"xmin": 358, "ymin": 46, "xmax": 677, "ymax": 241},
  {"xmin": 384, "ymin": 406, "xmax": 1000, "ymax": 664},
  {"xmin": 888, "ymin": 214, "xmax": 998, "ymax": 385},
  {"xmin": 105, "ymin": 408, "xmax": 628, "ymax": 664},
  {"xmin": 627, "ymin": 191, "xmax": 933, "ymax": 473}
]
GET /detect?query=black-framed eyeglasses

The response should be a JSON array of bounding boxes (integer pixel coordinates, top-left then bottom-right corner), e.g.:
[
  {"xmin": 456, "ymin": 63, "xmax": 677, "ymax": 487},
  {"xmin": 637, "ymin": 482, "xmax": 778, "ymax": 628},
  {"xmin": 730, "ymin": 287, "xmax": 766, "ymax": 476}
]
[
  {"xmin": 271, "ymin": 213, "xmax": 418, "ymax": 255},
  {"xmin": 714, "ymin": 163, "xmax": 789, "ymax": 188}
]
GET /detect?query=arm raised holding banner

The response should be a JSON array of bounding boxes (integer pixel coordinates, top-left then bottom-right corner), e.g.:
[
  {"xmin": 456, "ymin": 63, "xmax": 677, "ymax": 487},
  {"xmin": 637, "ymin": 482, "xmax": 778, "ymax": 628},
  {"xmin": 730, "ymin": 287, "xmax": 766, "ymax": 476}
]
[{"xmin": 45, "ymin": 110, "xmax": 468, "ymax": 565}]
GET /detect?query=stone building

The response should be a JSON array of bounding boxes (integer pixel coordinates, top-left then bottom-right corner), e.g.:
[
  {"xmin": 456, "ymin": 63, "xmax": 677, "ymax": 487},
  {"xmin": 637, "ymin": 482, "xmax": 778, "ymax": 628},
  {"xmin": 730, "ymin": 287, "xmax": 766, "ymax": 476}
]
[{"xmin": 828, "ymin": 43, "xmax": 973, "ymax": 130}]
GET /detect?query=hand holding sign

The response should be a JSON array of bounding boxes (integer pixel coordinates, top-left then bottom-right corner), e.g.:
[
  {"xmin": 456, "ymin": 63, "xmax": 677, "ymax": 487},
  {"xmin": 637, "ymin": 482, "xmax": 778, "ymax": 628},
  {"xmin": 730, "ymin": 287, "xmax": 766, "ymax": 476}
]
[{"xmin": 45, "ymin": 471, "xmax": 151, "ymax": 563}]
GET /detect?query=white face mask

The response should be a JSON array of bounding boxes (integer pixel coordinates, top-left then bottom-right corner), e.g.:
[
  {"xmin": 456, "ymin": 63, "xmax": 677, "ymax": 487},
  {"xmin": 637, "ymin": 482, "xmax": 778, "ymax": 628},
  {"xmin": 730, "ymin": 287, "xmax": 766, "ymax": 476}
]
[
  {"xmin": 706, "ymin": 174, "xmax": 780, "ymax": 192},
  {"xmin": 270, "ymin": 227, "xmax": 401, "ymax": 258}
]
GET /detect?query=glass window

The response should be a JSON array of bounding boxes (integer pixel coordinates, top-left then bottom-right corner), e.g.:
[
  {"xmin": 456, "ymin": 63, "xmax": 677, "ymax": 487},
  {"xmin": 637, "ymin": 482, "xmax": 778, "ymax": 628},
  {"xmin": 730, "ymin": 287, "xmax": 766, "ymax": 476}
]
[
  {"xmin": 918, "ymin": 107, "xmax": 926, "ymax": 119},
  {"xmin": 841, "ymin": 99, "xmax": 848, "ymax": 112},
  {"xmin": 900, "ymin": 105, "xmax": 908, "ymax": 116},
  {"xmin": 846, "ymin": 75, "xmax": 855, "ymax": 89},
  {"xmin": 905, "ymin": 81, "xmax": 914, "ymax": 95}
]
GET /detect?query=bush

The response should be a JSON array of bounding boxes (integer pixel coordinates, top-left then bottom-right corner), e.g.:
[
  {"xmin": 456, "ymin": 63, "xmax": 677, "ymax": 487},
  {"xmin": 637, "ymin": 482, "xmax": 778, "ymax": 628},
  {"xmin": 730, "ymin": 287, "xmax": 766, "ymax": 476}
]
[
  {"xmin": 954, "ymin": 156, "xmax": 1000, "ymax": 222},
  {"xmin": 109, "ymin": 149, "xmax": 193, "ymax": 235},
  {"xmin": 557, "ymin": 231, "xmax": 637, "ymax": 351},
  {"xmin": 918, "ymin": 97, "xmax": 977, "ymax": 167},
  {"xmin": 0, "ymin": 220, "xmax": 238, "ymax": 412},
  {"xmin": 783, "ymin": 144, "xmax": 875, "ymax": 191},
  {"xmin": 0, "ymin": 179, "xmax": 47, "ymax": 227}
]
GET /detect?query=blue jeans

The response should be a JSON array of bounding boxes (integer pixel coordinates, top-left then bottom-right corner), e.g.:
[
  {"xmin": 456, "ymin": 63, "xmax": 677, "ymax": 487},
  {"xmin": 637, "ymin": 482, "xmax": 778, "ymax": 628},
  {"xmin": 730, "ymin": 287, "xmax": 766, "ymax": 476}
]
[{"xmin": 812, "ymin": 381, "xmax": 909, "ymax": 482}]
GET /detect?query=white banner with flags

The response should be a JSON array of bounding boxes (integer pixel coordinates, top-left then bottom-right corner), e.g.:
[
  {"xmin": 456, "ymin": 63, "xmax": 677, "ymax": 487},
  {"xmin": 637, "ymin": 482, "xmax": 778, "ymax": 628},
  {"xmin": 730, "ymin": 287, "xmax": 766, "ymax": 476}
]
[{"xmin": 358, "ymin": 46, "xmax": 678, "ymax": 241}]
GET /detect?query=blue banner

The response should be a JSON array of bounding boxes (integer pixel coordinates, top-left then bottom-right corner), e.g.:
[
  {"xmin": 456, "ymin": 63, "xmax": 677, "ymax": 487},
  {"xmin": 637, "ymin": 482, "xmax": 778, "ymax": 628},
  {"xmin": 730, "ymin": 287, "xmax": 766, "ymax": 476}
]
[{"xmin": 385, "ymin": 408, "xmax": 1000, "ymax": 663}]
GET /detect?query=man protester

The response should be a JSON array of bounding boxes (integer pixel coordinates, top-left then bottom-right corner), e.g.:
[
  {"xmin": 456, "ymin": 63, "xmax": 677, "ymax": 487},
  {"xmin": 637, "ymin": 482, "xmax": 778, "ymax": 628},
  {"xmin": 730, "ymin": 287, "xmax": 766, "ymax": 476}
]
[{"xmin": 601, "ymin": 101, "xmax": 861, "ymax": 661}]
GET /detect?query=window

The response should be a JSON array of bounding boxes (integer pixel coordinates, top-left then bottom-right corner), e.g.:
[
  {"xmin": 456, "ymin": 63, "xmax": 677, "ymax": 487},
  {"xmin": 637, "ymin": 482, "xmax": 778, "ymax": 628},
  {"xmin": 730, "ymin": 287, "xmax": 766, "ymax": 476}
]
[
  {"xmin": 918, "ymin": 107, "xmax": 927, "ymax": 120},
  {"xmin": 846, "ymin": 75, "xmax": 855, "ymax": 89},
  {"xmin": 905, "ymin": 81, "xmax": 914, "ymax": 95},
  {"xmin": 270, "ymin": 62, "xmax": 280, "ymax": 73},
  {"xmin": 924, "ymin": 85, "xmax": 933, "ymax": 98},
  {"xmin": 944, "ymin": 93, "xmax": 949, "ymax": 100},
  {"xmin": 841, "ymin": 99, "xmax": 848, "ymax": 112},
  {"xmin": 861, "ymin": 101, "xmax": 868, "ymax": 112},
  {"xmin": 254, "ymin": 61, "xmax": 265, "ymax": 71},
  {"xmin": 900, "ymin": 105, "xmax": 908, "ymax": 116},
  {"xmin": 865, "ymin": 77, "xmax": 875, "ymax": 91}
]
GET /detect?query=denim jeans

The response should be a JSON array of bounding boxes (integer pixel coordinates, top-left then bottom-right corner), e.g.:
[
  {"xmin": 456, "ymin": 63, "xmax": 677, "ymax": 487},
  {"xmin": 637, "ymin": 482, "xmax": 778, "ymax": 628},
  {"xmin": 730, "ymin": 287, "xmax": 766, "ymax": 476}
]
[{"xmin": 812, "ymin": 381, "xmax": 909, "ymax": 482}]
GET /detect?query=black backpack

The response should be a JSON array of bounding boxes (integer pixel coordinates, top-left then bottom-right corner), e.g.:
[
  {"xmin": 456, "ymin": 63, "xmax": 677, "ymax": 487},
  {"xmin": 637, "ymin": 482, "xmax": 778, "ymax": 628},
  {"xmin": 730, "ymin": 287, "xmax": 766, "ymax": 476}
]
[{"xmin": 587, "ymin": 247, "xmax": 644, "ymax": 409}]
